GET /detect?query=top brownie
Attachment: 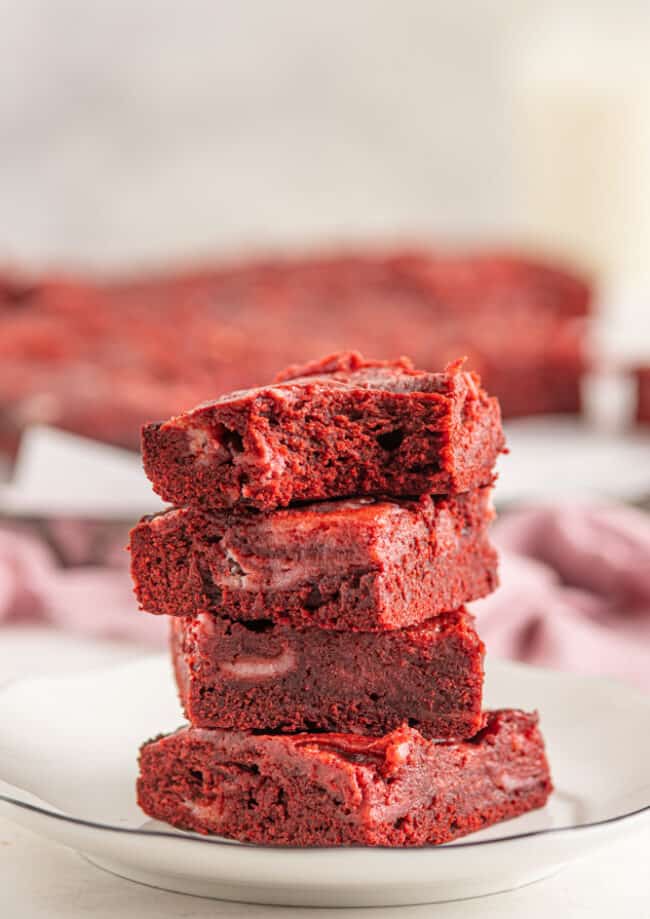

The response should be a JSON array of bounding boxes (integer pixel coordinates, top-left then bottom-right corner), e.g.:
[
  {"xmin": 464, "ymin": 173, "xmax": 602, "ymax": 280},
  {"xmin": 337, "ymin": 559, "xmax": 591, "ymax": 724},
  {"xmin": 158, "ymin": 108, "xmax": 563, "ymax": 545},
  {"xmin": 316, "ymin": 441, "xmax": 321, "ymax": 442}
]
[{"xmin": 142, "ymin": 352, "xmax": 505, "ymax": 511}]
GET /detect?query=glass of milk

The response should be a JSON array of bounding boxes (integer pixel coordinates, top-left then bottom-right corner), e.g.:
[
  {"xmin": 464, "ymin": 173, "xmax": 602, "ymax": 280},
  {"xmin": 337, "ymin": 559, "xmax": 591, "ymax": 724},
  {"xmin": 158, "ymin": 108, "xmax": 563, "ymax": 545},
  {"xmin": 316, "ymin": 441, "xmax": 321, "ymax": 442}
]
[{"xmin": 511, "ymin": 8, "xmax": 650, "ymax": 365}]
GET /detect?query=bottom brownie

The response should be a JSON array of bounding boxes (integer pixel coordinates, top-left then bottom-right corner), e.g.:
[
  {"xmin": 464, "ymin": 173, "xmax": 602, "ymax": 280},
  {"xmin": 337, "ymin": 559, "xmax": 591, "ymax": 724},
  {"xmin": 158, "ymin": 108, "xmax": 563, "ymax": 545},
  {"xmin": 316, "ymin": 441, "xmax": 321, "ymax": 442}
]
[{"xmin": 137, "ymin": 709, "xmax": 552, "ymax": 847}]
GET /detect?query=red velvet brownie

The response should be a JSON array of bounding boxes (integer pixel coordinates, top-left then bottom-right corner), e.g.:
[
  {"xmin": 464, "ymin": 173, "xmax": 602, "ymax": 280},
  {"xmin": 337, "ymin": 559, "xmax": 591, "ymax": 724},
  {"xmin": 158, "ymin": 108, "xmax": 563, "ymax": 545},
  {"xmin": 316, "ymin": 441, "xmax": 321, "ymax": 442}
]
[
  {"xmin": 142, "ymin": 352, "xmax": 505, "ymax": 511},
  {"xmin": 137, "ymin": 709, "xmax": 552, "ymax": 846},
  {"xmin": 635, "ymin": 366, "xmax": 650, "ymax": 424},
  {"xmin": 170, "ymin": 608, "xmax": 484, "ymax": 739},
  {"xmin": 130, "ymin": 487, "xmax": 497, "ymax": 630}
]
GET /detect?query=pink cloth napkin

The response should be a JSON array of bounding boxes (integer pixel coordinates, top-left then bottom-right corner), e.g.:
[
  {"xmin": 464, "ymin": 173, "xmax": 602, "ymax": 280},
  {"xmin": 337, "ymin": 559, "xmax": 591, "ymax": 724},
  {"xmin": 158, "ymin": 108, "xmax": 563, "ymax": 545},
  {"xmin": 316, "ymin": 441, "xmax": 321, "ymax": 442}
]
[
  {"xmin": 474, "ymin": 502, "xmax": 650, "ymax": 691},
  {"xmin": 0, "ymin": 526, "xmax": 167, "ymax": 646},
  {"xmin": 0, "ymin": 502, "xmax": 649, "ymax": 690}
]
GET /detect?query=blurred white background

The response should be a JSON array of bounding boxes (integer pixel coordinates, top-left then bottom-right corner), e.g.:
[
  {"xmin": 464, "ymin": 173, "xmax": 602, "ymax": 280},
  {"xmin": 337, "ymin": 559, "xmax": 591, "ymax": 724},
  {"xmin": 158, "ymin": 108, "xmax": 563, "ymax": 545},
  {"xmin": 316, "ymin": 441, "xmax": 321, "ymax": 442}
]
[
  {"xmin": 0, "ymin": 0, "xmax": 647, "ymax": 285},
  {"xmin": 1, "ymin": 0, "xmax": 650, "ymax": 362},
  {"xmin": 0, "ymin": 0, "xmax": 515, "ymax": 267},
  {"xmin": 0, "ymin": 1, "xmax": 516, "ymax": 268}
]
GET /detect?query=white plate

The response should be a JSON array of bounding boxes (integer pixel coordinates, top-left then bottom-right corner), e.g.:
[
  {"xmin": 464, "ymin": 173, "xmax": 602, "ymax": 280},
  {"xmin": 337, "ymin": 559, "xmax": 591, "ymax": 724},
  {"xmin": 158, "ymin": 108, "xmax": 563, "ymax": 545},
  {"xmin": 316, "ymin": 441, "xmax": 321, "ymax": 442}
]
[
  {"xmin": 498, "ymin": 418, "xmax": 650, "ymax": 504},
  {"xmin": 0, "ymin": 656, "xmax": 648, "ymax": 908}
]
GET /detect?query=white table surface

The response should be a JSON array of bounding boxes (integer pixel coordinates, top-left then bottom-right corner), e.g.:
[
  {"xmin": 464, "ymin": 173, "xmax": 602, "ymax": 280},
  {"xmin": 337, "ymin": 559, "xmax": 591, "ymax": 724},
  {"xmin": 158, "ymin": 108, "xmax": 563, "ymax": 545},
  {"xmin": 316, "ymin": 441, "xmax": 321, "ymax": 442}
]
[{"xmin": 1, "ymin": 625, "xmax": 649, "ymax": 919}]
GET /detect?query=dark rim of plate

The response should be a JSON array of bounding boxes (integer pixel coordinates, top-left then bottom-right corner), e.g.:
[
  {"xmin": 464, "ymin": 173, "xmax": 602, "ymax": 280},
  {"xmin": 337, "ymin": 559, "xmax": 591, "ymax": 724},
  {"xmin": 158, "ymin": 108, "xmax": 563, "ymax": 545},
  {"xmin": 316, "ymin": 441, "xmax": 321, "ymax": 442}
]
[{"xmin": 0, "ymin": 793, "xmax": 648, "ymax": 851}]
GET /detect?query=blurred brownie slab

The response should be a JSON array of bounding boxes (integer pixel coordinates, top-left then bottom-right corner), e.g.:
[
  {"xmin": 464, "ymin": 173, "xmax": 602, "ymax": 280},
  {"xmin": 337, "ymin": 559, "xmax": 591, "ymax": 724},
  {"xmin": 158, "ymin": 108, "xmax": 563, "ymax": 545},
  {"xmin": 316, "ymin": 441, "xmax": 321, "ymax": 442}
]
[
  {"xmin": 170, "ymin": 608, "xmax": 484, "ymax": 739},
  {"xmin": 137, "ymin": 709, "xmax": 552, "ymax": 846},
  {"xmin": 0, "ymin": 251, "xmax": 590, "ymax": 454},
  {"xmin": 635, "ymin": 366, "xmax": 650, "ymax": 424},
  {"xmin": 130, "ymin": 487, "xmax": 497, "ymax": 630},
  {"xmin": 142, "ymin": 352, "xmax": 505, "ymax": 511}
]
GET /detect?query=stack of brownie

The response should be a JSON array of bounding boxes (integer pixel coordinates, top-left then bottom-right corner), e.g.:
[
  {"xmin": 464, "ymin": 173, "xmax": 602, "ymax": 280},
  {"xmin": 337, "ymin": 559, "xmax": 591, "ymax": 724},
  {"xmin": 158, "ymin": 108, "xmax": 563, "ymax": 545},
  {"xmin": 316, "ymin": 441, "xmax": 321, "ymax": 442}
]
[{"xmin": 133, "ymin": 352, "xmax": 552, "ymax": 846}]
